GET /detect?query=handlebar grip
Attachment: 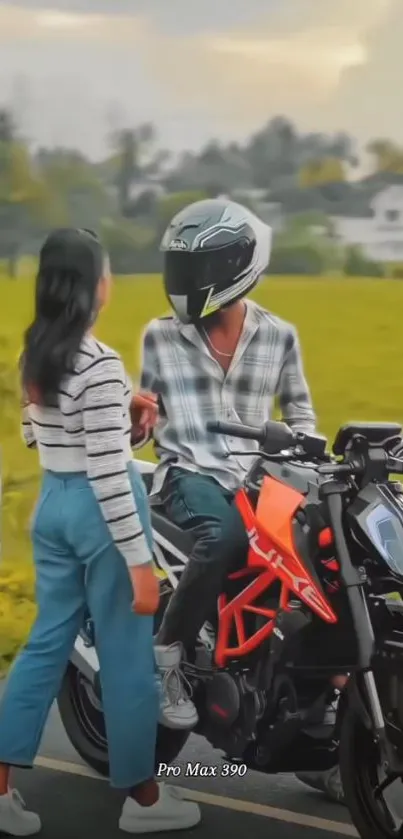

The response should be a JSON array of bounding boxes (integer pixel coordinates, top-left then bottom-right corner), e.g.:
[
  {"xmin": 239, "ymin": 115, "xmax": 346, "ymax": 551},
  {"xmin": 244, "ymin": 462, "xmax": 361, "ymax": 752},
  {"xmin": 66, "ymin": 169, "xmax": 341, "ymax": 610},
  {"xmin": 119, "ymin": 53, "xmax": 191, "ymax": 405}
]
[
  {"xmin": 318, "ymin": 462, "xmax": 356, "ymax": 476},
  {"xmin": 387, "ymin": 457, "xmax": 403, "ymax": 474},
  {"xmin": 206, "ymin": 420, "xmax": 264, "ymax": 442}
]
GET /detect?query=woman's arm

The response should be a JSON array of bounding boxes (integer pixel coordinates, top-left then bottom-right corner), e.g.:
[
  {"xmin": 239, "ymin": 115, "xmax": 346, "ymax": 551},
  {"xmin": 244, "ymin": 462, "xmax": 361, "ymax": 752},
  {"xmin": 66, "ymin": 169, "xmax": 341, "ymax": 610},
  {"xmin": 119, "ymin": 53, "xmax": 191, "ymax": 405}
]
[
  {"xmin": 82, "ymin": 353, "xmax": 152, "ymax": 568},
  {"xmin": 20, "ymin": 402, "xmax": 37, "ymax": 449}
]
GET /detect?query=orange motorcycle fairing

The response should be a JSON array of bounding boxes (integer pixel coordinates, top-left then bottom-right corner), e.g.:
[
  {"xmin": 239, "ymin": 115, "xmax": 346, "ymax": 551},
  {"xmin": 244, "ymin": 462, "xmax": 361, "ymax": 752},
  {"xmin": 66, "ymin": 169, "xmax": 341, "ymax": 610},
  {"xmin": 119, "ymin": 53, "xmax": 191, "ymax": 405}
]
[{"xmin": 215, "ymin": 476, "xmax": 337, "ymax": 668}]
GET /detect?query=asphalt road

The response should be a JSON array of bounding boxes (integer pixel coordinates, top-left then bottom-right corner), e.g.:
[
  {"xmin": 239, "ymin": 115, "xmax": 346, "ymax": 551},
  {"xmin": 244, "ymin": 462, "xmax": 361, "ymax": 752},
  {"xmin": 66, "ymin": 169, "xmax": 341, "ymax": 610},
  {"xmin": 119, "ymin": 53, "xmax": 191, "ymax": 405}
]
[{"xmin": 0, "ymin": 681, "xmax": 358, "ymax": 839}]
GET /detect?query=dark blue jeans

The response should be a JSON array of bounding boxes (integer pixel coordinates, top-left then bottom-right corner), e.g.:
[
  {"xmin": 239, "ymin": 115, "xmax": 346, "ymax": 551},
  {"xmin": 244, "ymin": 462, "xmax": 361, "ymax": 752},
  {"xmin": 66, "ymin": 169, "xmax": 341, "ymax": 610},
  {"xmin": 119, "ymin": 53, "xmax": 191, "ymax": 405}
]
[{"xmin": 155, "ymin": 467, "xmax": 248, "ymax": 649}]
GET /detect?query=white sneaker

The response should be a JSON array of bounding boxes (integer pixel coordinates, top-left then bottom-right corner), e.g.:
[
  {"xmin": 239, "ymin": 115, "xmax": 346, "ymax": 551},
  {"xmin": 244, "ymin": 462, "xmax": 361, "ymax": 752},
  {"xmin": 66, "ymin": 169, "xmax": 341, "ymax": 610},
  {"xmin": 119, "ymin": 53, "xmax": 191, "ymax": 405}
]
[
  {"xmin": 154, "ymin": 643, "xmax": 198, "ymax": 730},
  {"xmin": 119, "ymin": 783, "xmax": 201, "ymax": 833},
  {"xmin": 0, "ymin": 790, "xmax": 41, "ymax": 836}
]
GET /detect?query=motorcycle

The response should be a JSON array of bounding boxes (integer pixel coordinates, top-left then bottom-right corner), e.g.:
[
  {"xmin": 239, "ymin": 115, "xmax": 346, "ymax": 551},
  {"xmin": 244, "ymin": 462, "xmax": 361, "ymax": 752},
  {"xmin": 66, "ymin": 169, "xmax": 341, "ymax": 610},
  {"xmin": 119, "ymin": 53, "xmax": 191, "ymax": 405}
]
[{"xmin": 58, "ymin": 418, "xmax": 403, "ymax": 839}]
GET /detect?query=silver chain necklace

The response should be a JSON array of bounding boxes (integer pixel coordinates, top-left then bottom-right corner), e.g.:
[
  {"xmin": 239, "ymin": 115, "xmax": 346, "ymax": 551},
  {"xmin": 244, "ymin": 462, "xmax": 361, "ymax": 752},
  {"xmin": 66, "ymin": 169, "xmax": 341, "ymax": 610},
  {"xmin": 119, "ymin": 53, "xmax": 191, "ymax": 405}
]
[{"xmin": 201, "ymin": 326, "xmax": 234, "ymax": 358}]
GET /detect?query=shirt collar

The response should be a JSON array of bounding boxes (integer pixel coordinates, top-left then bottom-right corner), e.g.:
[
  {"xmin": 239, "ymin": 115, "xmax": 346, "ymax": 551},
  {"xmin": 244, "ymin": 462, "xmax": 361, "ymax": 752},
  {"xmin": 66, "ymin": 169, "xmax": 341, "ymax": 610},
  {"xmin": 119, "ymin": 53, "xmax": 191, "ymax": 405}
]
[{"xmin": 174, "ymin": 299, "xmax": 261, "ymax": 371}]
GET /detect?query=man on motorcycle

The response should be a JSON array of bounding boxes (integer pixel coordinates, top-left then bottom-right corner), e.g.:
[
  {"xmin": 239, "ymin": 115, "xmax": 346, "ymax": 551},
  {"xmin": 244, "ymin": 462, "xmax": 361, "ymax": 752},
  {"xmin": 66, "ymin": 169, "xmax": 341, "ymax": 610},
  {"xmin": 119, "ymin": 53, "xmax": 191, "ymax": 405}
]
[{"xmin": 133, "ymin": 197, "xmax": 344, "ymax": 802}]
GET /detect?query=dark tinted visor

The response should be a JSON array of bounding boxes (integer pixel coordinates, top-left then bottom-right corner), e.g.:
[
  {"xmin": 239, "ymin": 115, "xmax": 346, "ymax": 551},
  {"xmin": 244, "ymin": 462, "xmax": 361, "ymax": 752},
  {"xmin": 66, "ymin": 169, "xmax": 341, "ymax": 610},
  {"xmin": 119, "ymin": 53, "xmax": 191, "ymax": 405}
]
[{"xmin": 164, "ymin": 238, "xmax": 255, "ymax": 295}]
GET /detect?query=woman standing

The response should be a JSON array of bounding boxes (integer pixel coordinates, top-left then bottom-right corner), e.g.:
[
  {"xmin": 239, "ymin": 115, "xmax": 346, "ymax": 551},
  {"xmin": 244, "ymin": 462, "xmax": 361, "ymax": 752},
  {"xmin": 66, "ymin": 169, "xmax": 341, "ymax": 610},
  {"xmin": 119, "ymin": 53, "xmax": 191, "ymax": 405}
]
[{"xmin": 0, "ymin": 229, "xmax": 200, "ymax": 835}]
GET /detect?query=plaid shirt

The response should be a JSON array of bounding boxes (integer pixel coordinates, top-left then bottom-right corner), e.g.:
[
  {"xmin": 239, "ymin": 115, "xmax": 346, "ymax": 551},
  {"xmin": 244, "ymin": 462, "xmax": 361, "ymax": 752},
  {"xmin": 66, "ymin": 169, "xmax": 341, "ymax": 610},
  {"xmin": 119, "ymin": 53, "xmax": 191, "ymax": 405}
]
[{"xmin": 137, "ymin": 299, "xmax": 316, "ymax": 494}]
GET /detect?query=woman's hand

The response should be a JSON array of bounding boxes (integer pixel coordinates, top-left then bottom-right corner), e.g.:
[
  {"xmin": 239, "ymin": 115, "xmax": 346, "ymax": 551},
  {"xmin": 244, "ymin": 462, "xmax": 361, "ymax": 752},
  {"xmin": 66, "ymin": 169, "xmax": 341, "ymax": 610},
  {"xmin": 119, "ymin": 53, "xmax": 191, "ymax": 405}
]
[
  {"xmin": 130, "ymin": 391, "xmax": 158, "ymax": 444},
  {"xmin": 129, "ymin": 563, "xmax": 160, "ymax": 615}
]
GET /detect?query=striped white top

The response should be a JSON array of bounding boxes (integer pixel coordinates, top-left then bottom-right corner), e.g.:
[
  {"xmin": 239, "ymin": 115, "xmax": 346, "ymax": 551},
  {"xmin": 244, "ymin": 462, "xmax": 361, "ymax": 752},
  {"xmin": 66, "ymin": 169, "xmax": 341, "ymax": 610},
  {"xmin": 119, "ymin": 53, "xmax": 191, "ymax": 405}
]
[{"xmin": 21, "ymin": 335, "xmax": 152, "ymax": 568}]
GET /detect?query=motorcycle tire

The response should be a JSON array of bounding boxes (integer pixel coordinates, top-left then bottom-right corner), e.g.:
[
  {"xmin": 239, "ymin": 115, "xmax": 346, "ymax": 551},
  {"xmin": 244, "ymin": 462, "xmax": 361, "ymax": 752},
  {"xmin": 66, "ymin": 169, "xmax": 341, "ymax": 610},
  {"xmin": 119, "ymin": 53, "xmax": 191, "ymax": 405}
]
[
  {"xmin": 57, "ymin": 584, "xmax": 190, "ymax": 778},
  {"xmin": 339, "ymin": 698, "xmax": 403, "ymax": 839}
]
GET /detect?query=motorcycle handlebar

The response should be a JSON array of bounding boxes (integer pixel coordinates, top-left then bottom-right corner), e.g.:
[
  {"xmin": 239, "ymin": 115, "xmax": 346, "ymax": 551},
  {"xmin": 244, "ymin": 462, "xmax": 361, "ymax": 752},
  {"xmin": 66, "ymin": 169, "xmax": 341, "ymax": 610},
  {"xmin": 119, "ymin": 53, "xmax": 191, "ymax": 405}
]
[
  {"xmin": 318, "ymin": 456, "xmax": 403, "ymax": 477},
  {"xmin": 387, "ymin": 456, "xmax": 403, "ymax": 475},
  {"xmin": 206, "ymin": 420, "xmax": 266, "ymax": 444},
  {"xmin": 207, "ymin": 421, "xmax": 403, "ymax": 477}
]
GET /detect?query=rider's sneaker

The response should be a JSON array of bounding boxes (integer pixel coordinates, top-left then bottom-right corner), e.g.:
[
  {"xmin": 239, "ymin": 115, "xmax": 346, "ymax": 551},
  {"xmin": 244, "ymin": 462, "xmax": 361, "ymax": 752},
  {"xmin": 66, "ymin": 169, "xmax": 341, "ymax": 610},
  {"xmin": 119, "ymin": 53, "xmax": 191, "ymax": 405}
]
[
  {"xmin": 0, "ymin": 789, "xmax": 41, "ymax": 835},
  {"xmin": 154, "ymin": 642, "xmax": 198, "ymax": 730},
  {"xmin": 295, "ymin": 766, "xmax": 345, "ymax": 804},
  {"xmin": 119, "ymin": 783, "xmax": 201, "ymax": 833}
]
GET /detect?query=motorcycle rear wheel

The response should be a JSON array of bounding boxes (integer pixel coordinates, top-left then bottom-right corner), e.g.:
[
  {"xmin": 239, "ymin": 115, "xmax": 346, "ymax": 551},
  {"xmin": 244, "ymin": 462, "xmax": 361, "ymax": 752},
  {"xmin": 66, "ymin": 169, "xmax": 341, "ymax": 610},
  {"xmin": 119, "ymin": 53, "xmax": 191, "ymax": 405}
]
[
  {"xmin": 57, "ymin": 583, "xmax": 189, "ymax": 778},
  {"xmin": 339, "ymin": 703, "xmax": 403, "ymax": 839}
]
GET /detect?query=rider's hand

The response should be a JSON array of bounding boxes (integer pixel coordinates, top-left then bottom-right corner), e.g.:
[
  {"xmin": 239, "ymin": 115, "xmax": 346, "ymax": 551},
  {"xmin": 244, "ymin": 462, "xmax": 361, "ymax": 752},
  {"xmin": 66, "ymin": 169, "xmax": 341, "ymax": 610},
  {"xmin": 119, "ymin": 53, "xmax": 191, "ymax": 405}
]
[
  {"xmin": 130, "ymin": 392, "xmax": 158, "ymax": 444},
  {"xmin": 129, "ymin": 563, "xmax": 160, "ymax": 615}
]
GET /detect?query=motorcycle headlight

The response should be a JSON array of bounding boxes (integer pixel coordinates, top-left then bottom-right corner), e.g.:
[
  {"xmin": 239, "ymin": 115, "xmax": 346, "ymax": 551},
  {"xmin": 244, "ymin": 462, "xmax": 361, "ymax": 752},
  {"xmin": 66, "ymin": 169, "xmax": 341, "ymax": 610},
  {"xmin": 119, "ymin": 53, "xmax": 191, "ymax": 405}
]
[{"xmin": 366, "ymin": 503, "xmax": 403, "ymax": 577}]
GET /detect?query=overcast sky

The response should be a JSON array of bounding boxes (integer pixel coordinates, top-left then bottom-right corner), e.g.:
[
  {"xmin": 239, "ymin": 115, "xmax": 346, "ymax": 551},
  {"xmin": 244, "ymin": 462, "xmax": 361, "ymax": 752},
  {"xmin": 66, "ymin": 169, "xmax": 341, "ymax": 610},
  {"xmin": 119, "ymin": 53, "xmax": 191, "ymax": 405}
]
[{"xmin": 0, "ymin": 0, "xmax": 401, "ymax": 159}]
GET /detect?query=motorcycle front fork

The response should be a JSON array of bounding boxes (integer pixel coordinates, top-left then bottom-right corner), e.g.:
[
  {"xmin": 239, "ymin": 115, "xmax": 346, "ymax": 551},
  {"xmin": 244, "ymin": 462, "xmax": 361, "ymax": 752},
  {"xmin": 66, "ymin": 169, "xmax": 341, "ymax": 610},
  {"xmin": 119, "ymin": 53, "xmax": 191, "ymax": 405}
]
[{"xmin": 325, "ymin": 488, "xmax": 402, "ymax": 775}]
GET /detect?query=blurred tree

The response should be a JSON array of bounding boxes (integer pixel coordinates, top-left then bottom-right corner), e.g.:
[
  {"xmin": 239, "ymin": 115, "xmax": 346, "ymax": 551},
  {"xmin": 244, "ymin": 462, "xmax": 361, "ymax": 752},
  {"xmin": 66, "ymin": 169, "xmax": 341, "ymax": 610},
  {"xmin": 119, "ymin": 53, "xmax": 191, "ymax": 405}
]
[
  {"xmin": 298, "ymin": 157, "xmax": 346, "ymax": 188},
  {"xmin": 165, "ymin": 142, "xmax": 252, "ymax": 195},
  {"xmin": 101, "ymin": 218, "xmax": 158, "ymax": 274},
  {"xmin": 344, "ymin": 245, "xmax": 384, "ymax": 277},
  {"xmin": 0, "ymin": 111, "xmax": 52, "ymax": 276},
  {"xmin": 165, "ymin": 118, "xmax": 356, "ymax": 196},
  {"xmin": 245, "ymin": 116, "xmax": 299, "ymax": 189},
  {"xmin": 272, "ymin": 211, "xmax": 343, "ymax": 274},
  {"xmin": 0, "ymin": 109, "xmax": 16, "ymax": 144},
  {"xmin": 367, "ymin": 139, "xmax": 403, "ymax": 173},
  {"xmin": 114, "ymin": 129, "xmax": 140, "ymax": 214},
  {"xmin": 109, "ymin": 123, "xmax": 169, "ymax": 216},
  {"xmin": 124, "ymin": 189, "xmax": 158, "ymax": 220},
  {"xmin": 36, "ymin": 147, "xmax": 111, "ymax": 230}
]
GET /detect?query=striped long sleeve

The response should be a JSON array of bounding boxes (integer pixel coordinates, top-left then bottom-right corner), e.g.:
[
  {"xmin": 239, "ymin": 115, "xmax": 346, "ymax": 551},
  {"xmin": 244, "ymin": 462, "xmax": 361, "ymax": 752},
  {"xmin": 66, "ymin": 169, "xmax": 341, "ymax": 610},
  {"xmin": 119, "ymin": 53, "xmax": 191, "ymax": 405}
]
[
  {"xmin": 82, "ymin": 355, "xmax": 152, "ymax": 568},
  {"xmin": 21, "ymin": 403, "xmax": 37, "ymax": 449}
]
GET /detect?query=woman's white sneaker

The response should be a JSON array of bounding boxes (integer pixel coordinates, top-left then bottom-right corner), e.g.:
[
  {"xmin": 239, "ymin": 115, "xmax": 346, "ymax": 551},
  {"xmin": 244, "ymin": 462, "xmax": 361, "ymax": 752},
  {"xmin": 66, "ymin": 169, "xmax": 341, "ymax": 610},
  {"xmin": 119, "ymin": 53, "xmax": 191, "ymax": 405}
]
[
  {"xmin": 119, "ymin": 783, "xmax": 201, "ymax": 833},
  {"xmin": 0, "ymin": 790, "xmax": 41, "ymax": 836},
  {"xmin": 154, "ymin": 643, "xmax": 198, "ymax": 730}
]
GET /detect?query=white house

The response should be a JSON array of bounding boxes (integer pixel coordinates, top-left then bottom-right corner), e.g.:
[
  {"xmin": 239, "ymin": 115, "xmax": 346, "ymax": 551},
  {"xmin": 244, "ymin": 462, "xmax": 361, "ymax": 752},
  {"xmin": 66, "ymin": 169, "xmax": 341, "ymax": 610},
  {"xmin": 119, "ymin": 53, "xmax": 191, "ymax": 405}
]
[{"xmin": 331, "ymin": 185, "xmax": 403, "ymax": 262}]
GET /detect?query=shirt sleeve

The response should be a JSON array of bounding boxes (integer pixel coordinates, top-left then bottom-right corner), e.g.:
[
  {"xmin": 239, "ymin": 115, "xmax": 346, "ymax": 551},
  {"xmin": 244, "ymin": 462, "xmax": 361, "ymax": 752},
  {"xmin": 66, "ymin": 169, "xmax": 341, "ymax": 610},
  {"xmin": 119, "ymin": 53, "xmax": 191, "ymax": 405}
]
[
  {"xmin": 276, "ymin": 327, "xmax": 316, "ymax": 433},
  {"xmin": 131, "ymin": 324, "xmax": 159, "ymax": 451},
  {"xmin": 20, "ymin": 403, "xmax": 36, "ymax": 449},
  {"xmin": 83, "ymin": 354, "xmax": 152, "ymax": 568}
]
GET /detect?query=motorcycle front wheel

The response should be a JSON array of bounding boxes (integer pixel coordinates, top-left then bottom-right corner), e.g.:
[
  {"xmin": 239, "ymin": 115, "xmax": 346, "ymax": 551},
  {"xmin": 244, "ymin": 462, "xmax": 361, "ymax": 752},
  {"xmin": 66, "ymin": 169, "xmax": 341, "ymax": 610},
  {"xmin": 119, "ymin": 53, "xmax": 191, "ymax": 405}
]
[{"xmin": 339, "ymin": 701, "xmax": 403, "ymax": 839}]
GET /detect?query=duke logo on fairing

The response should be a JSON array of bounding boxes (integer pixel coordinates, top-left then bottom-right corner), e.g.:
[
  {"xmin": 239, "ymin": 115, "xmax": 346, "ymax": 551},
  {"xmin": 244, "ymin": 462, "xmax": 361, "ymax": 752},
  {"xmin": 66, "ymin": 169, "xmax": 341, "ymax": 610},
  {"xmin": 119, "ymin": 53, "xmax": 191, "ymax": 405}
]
[{"xmin": 247, "ymin": 527, "xmax": 335, "ymax": 620}]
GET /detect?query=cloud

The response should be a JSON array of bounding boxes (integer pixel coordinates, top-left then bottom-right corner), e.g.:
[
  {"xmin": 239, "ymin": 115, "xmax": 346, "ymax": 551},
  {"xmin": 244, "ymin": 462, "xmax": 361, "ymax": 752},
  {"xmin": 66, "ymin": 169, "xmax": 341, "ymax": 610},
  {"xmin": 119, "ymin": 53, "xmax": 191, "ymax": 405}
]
[
  {"xmin": 7, "ymin": 0, "xmax": 272, "ymax": 32},
  {"xmin": 321, "ymin": 0, "xmax": 403, "ymax": 141},
  {"xmin": 0, "ymin": 4, "xmax": 148, "ymax": 43},
  {"xmin": 0, "ymin": 0, "xmax": 401, "ymax": 156},
  {"xmin": 136, "ymin": 0, "xmax": 395, "ymax": 138}
]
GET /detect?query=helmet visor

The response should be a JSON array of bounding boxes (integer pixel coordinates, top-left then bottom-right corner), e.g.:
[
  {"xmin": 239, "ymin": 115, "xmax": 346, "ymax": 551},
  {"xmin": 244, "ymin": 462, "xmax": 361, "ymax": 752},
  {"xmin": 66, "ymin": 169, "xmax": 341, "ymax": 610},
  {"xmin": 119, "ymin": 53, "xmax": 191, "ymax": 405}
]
[{"xmin": 163, "ymin": 238, "xmax": 255, "ymax": 296}]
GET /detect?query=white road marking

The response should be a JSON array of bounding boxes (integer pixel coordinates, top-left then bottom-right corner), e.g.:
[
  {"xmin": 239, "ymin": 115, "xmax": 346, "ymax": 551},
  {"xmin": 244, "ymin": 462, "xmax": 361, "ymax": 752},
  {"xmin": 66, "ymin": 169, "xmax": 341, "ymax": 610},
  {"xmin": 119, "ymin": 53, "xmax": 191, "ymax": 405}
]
[{"xmin": 34, "ymin": 756, "xmax": 357, "ymax": 836}]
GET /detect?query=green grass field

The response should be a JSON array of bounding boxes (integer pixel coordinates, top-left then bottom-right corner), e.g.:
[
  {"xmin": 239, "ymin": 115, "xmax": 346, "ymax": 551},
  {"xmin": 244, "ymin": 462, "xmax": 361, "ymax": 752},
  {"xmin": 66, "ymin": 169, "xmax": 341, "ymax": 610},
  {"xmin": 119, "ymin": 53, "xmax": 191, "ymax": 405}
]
[{"xmin": 1, "ymin": 273, "xmax": 403, "ymax": 670}]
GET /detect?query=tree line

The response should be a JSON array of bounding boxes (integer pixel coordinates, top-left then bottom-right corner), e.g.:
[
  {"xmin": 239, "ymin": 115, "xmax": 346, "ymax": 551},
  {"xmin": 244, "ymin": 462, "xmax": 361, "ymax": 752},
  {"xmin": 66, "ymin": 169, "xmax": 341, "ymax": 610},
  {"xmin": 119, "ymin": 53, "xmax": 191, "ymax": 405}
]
[{"xmin": 1, "ymin": 107, "xmax": 402, "ymax": 277}]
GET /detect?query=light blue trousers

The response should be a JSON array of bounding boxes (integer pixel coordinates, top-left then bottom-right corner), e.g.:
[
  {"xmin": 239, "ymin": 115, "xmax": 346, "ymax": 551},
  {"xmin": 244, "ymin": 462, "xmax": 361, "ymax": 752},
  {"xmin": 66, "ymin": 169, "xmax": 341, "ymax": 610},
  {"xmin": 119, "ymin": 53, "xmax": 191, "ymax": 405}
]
[{"xmin": 0, "ymin": 462, "xmax": 159, "ymax": 788}]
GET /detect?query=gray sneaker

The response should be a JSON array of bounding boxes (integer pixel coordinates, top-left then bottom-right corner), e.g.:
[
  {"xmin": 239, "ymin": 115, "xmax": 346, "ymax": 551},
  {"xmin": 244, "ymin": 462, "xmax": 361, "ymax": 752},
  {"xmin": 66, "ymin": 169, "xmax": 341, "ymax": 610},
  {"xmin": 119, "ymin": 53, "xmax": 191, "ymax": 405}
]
[
  {"xmin": 295, "ymin": 765, "xmax": 345, "ymax": 805},
  {"xmin": 154, "ymin": 642, "xmax": 198, "ymax": 730}
]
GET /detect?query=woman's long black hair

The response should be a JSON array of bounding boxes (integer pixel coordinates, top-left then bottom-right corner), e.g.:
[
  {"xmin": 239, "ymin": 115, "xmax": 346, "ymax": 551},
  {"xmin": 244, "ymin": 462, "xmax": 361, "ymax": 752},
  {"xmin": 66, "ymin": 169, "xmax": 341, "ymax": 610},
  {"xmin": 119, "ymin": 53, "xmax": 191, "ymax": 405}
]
[{"xmin": 21, "ymin": 228, "xmax": 105, "ymax": 405}]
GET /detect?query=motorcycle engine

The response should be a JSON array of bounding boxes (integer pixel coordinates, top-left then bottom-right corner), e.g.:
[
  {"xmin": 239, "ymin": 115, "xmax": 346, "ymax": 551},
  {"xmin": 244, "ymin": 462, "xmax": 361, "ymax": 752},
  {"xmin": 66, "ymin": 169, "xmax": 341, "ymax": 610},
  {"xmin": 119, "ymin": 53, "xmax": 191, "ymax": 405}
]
[
  {"xmin": 205, "ymin": 672, "xmax": 241, "ymax": 727},
  {"xmin": 203, "ymin": 670, "xmax": 266, "ymax": 756}
]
